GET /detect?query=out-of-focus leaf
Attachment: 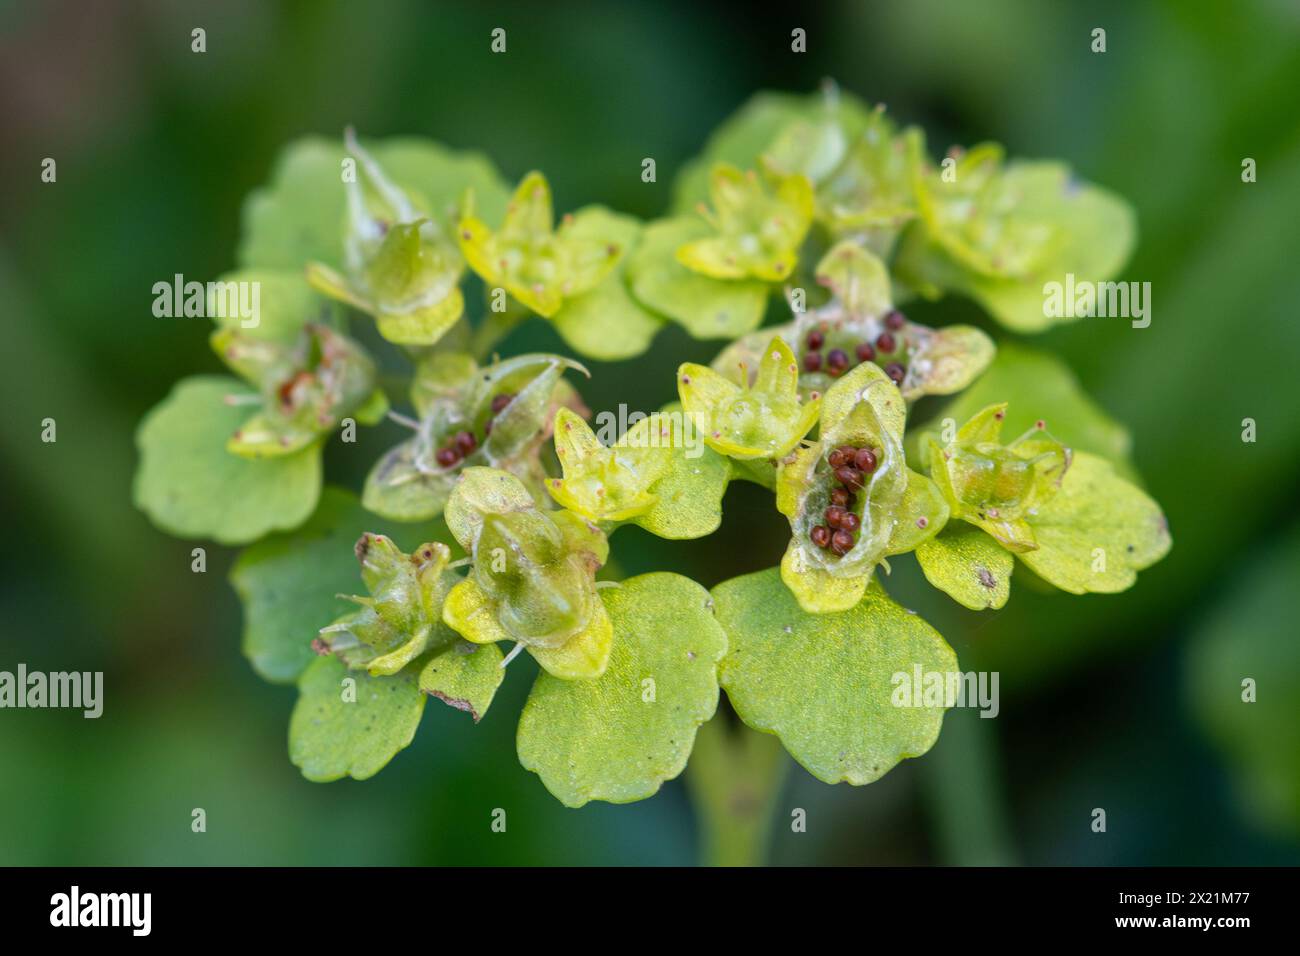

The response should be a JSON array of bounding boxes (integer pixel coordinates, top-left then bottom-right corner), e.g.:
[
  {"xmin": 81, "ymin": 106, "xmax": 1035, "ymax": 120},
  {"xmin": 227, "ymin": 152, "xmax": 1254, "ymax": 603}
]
[
  {"xmin": 628, "ymin": 217, "xmax": 769, "ymax": 339},
  {"xmin": 549, "ymin": 207, "xmax": 665, "ymax": 361},
  {"xmin": 238, "ymin": 136, "xmax": 509, "ymax": 271}
]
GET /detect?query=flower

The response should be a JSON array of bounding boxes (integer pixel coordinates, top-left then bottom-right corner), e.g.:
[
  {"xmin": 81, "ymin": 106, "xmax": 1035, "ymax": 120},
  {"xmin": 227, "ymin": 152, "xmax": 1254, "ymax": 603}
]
[
  {"xmin": 212, "ymin": 322, "xmax": 386, "ymax": 458},
  {"xmin": 776, "ymin": 362, "xmax": 948, "ymax": 613},
  {"xmin": 441, "ymin": 468, "xmax": 612, "ymax": 680},
  {"xmin": 307, "ymin": 127, "xmax": 465, "ymax": 345}
]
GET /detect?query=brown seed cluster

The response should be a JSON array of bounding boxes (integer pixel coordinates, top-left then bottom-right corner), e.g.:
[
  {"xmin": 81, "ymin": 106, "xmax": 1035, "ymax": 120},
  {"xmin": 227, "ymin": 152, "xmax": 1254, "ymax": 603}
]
[
  {"xmin": 434, "ymin": 392, "xmax": 515, "ymax": 469},
  {"xmin": 801, "ymin": 310, "xmax": 910, "ymax": 385},
  {"xmin": 810, "ymin": 444, "xmax": 879, "ymax": 556}
]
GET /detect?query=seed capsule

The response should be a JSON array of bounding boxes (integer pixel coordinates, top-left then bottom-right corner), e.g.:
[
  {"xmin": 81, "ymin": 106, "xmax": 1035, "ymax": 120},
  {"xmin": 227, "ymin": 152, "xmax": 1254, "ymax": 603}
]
[
  {"xmin": 884, "ymin": 362, "xmax": 906, "ymax": 385},
  {"xmin": 806, "ymin": 329, "xmax": 825, "ymax": 350},
  {"xmin": 884, "ymin": 309, "xmax": 906, "ymax": 331},
  {"xmin": 491, "ymin": 393, "xmax": 515, "ymax": 414},
  {"xmin": 435, "ymin": 446, "xmax": 460, "ymax": 467},
  {"xmin": 854, "ymin": 447, "xmax": 877, "ymax": 473},
  {"xmin": 876, "ymin": 332, "xmax": 897, "ymax": 353},
  {"xmin": 453, "ymin": 430, "xmax": 478, "ymax": 455},
  {"xmin": 825, "ymin": 505, "xmax": 847, "ymax": 529},
  {"xmin": 855, "ymin": 342, "xmax": 876, "ymax": 363},
  {"xmin": 835, "ymin": 465, "xmax": 863, "ymax": 490},
  {"xmin": 803, "ymin": 350, "xmax": 823, "ymax": 372},
  {"xmin": 810, "ymin": 525, "xmax": 832, "ymax": 548},
  {"xmin": 830, "ymin": 529, "xmax": 854, "ymax": 555}
]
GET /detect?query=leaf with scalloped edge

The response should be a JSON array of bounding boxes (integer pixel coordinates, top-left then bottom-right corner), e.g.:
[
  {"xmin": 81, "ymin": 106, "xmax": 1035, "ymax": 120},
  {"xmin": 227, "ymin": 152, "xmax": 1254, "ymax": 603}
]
[
  {"xmin": 714, "ymin": 568, "xmax": 955, "ymax": 785},
  {"xmin": 419, "ymin": 640, "xmax": 504, "ymax": 723},
  {"xmin": 289, "ymin": 655, "xmax": 425, "ymax": 782},
  {"xmin": 916, "ymin": 524, "xmax": 1013, "ymax": 610},
  {"xmin": 516, "ymin": 573, "xmax": 727, "ymax": 807},
  {"xmin": 1015, "ymin": 451, "xmax": 1170, "ymax": 594},
  {"xmin": 231, "ymin": 487, "xmax": 451, "ymax": 684},
  {"xmin": 628, "ymin": 217, "xmax": 769, "ymax": 339},
  {"xmin": 619, "ymin": 413, "xmax": 731, "ymax": 540},
  {"xmin": 134, "ymin": 376, "xmax": 321, "ymax": 545}
]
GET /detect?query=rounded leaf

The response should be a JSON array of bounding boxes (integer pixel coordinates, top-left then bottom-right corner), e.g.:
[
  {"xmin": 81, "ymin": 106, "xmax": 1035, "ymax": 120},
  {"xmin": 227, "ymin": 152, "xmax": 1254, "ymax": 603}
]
[
  {"xmin": 714, "ymin": 568, "xmax": 956, "ymax": 785},
  {"xmin": 288, "ymin": 655, "xmax": 425, "ymax": 782},
  {"xmin": 134, "ymin": 376, "xmax": 321, "ymax": 545},
  {"xmin": 516, "ymin": 573, "xmax": 727, "ymax": 807}
]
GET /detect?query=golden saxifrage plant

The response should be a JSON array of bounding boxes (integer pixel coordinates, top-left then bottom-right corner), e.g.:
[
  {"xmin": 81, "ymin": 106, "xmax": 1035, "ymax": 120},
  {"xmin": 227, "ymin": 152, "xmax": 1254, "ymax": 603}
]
[{"xmin": 134, "ymin": 86, "xmax": 1170, "ymax": 833}]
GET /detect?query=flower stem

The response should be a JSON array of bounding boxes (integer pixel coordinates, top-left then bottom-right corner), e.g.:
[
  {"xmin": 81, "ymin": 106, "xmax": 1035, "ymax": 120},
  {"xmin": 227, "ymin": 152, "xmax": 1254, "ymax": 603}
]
[{"xmin": 685, "ymin": 715, "xmax": 789, "ymax": 867}]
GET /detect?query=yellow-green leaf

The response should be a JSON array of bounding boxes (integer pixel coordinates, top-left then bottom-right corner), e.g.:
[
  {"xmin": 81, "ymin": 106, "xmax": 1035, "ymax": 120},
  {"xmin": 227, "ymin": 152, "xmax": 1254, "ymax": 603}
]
[
  {"xmin": 133, "ymin": 376, "xmax": 321, "ymax": 545},
  {"xmin": 714, "ymin": 568, "xmax": 956, "ymax": 785},
  {"xmin": 916, "ymin": 524, "xmax": 1013, "ymax": 610},
  {"xmin": 418, "ymin": 640, "xmax": 505, "ymax": 723},
  {"xmin": 288, "ymin": 655, "xmax": 425, "ymax": 782},
  {"xmin": 516, "ymin": 573, "xmax": 727, "ymax": 807}
]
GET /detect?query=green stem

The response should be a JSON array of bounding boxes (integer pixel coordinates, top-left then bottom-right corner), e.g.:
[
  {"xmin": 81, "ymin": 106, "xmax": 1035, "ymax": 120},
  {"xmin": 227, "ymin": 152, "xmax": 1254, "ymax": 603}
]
[
  {"xmin": 471, "ymin": 306, "xmax": 529, "ymax": 361},
  {"xmin": 686, "ymin": 716, "xmax": 789, "ymax": 867},
  {"xmin": 919, "ymin": 708, "xmax": 1018, "ymax": 865}
]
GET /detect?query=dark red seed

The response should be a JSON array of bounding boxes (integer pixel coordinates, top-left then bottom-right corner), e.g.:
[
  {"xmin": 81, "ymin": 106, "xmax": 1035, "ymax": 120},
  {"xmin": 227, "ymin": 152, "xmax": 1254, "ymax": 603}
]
[
  {"xmin": 835, "ymin": 465, "xmax": 863, "ymax": 490},
  {"xmin": 876, "ymin": 332, "xmax": 896, "ymax": 353},
  {"xmin": 840, "ymin": 511, "xmax": 860, "ymax": 532},
  {"xmin": 803, "ymin": 350, "xmax": 823, "ymax": 372},
  {"xmin": 810, "ymin": 525, "xmax": 832, "ymax": 549},
  {"xmin": 827, "ymin": 348, "xmax": 849, "ymax": 373},
  {"xmin": 453, "ymin": 430, "xmax": 478, "ymax": 455},
  {"xmin": 825, "ymin": 505, "xmax": 847, "ymax": 529},
  {"xmin": 806, "ymin": 329, "xmax": 825, "ymax": 350},
  {"xmin": 830, "ymin": 487, "xmax": 850, "ymax": 507},
  {"xmin": 491, "ymin": 393, "xmax": 515, "ymax": 414},
  {"xmin": 435, "ymin": 446, "xmax": 460, "ymax": 467},
  {"xmin": 854, "ymin": 447, "xmax": 878, "ymax": 473},
  {"xmin": 855, "ymin": 342, "xmax": 876, "ymax": 363},
  {"xmin": 828, "ymin": 447, "xmax": 849, "ymax": 468},
  {"xmin": 885, "ymin": 362, "xmax": 906, "ymax": 384},
  {"xmin": 884, "ymin": 309, "xmax": 906, "ymax": 331},
  {"xmin": 830, "ymin": 529, "xmax": 854, "ymax": 555}
]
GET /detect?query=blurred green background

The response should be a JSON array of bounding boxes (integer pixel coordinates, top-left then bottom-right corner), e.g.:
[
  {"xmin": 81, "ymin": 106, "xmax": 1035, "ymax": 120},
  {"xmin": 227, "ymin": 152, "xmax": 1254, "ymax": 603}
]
[{"xmin": 2, "ymin": 0, "xmax": 1298, "ymax": 865}]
